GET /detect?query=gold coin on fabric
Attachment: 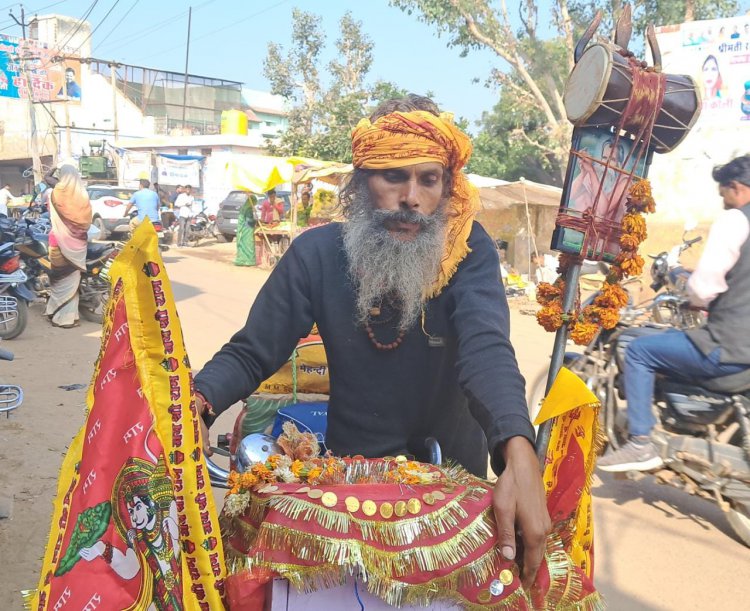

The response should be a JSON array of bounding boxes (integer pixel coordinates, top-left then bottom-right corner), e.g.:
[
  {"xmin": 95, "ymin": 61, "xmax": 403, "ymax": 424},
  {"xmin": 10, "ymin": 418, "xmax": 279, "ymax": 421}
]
[
  {"xmin": 264, "ymin": 485, "xmax": 279, "ymax": 493},
  {"xmin": 362, "ymin": 500, "xmax": 377, "ymax": 517},
  {"xmin": 395, "ymin": 455, "xmax": 408, "ymax": 463},
  {"xmin": 422, "ymin": 493, "xmax": 436, "ymax": 506},
  {"xmin": 441, "ymin": 485, "xmax": 456, "ymax": 494},
  {"xmin": 394, "ymin": 501, "xmax": 408, "ymax": 517},
  {"xmin": 321, "ymin": 492, "xmax": 338, "ymax": 508},
  {"xmin": 379, "ymin": 502, "xmax": 394, "ymax": 519},
  {"xmin": 432, "ymin": 490, "xmax": 445, "ymax": 501},
  {"xmin": 345, "ymin": 496, "xmax": 360, "ymax": 513},
  {"xmin": 295, "ymin": 486, "xmax": 310, "ymax": 494},
  {"xmin": 407, "ymin": 498, "xmax": 421, "ymax": 515},
  {"xmin": 477, "ymin": 591, "xmax": 492, "ymax": 603},
  {"xmin": 307, "ymin": 489, "xmax": 324, "ymax": 499},
  {"xmin": 499, "ymin": 569, "xmax": 514, "ymax": 586}
]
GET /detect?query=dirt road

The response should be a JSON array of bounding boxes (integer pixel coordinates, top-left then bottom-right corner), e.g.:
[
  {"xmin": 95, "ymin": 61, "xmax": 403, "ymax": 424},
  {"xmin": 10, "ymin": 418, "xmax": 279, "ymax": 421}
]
[{"xmin": 1, "ymin": 242, "xmax": 748, "ymax": 610}]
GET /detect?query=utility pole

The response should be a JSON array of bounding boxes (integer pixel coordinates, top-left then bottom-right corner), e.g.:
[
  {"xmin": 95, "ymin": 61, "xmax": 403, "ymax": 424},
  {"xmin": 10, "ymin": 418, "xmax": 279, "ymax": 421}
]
[
  {"xmin": 10, "ymin": 5, "xmax": 43, "ymax": 184},
  {"xmin": 181, "ymin": 6, "xmax": 192, "ymax": 131},
  {"xmin": 109, "ymin": 63, "xmax": 119, "ymax": 141}
]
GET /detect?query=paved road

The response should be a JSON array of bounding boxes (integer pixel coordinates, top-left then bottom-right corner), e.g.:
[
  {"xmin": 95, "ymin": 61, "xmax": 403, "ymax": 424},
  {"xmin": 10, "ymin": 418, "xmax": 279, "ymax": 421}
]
[{"xmin": 1, "ymin": 243, "xmax": 748, "ymax": 609}]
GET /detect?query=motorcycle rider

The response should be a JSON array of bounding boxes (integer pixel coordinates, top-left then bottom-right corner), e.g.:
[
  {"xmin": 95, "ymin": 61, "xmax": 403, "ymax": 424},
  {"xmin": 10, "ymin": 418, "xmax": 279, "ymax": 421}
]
[{"xmin": 599, "ymin": 154, "xmax": 750, "ymax": 472}]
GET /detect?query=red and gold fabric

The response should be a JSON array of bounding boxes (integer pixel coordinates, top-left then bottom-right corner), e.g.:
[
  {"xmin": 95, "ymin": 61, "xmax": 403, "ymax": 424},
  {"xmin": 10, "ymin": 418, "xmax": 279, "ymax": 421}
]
[
  {"xmin": 351, "ymin": 110, "xmax": 481, "ymax": 299},
  {"xmin": 26, "ymin": 221, "xmax": 226, "ymax": 611},
  {"xmin": 221, "ymin": 367, "xmax": 603, "ymax": 610}
]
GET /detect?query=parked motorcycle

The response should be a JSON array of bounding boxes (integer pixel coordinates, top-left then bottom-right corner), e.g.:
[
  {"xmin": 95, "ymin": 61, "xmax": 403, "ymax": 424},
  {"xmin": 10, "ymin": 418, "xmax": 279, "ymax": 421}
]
[
  {"xmin": 0, "ymin": 230, "xmax": 35, "ymax": 339},
  {"xmin": 528, "ymin": 233, "xmax": 750, "ymax": 547},
  {"xmin": 185, "ymin": 207, "xmax": 216, "ymax": 246}
]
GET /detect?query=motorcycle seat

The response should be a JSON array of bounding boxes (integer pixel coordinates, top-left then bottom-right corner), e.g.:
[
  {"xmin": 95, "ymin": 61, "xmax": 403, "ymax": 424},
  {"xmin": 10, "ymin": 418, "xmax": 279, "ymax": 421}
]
[
  {"xmin": 87, "ymin": 242, "xmax": 113, "ymax": 259},
  {"xmin": 701, "ymin": 368, "xmax": 750, "ymax": 394}
]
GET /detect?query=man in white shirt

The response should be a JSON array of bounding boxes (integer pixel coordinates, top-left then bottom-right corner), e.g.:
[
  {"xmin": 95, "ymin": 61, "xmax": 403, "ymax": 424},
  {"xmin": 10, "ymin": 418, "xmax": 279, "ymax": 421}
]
[
  {"xmin": 599, "ymin": 155, "xmax": 750, "ymax": 472},
  {"xmin": 174, "ymin": 184, "xmax": 194, "ymax": 247},
  {"xmin": 0, "ymin": 184, "xmax": 14, "ymax": 216}
]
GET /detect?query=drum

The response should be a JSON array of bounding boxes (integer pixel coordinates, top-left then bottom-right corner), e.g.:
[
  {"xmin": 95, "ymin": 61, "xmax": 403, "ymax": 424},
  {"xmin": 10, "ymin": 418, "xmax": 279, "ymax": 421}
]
[{"xmin": 564, "ymin": 43, "xmax": 701, "ymax": 153}]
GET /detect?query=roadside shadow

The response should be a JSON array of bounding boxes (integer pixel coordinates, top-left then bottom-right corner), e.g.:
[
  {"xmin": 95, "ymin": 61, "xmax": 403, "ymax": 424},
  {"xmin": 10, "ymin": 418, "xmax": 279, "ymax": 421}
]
[
  {"xmin": 169, "ymin": 280, "xmax": 203, "ymax": 303},
  {"xmin": 593, "ymin": 470, "xmax": 739, "ymax": 541}
]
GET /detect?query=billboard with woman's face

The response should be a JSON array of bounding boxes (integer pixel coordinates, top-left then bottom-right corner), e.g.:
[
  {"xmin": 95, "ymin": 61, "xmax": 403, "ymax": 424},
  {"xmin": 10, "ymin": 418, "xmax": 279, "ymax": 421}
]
[{"xmin": 656, "ymin": 15, "xmax": 750, "ymax": 122}]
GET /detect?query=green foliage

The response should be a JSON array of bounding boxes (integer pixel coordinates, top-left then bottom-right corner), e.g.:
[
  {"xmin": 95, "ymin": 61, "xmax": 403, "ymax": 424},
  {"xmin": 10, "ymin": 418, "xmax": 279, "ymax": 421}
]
[
  {"xmin": 264, "ymin": 10, "xmax": 408, "ymax": 163},
  {"xmin": 54, "ymin": 501, "xmax": 112, "ymax": 577}
]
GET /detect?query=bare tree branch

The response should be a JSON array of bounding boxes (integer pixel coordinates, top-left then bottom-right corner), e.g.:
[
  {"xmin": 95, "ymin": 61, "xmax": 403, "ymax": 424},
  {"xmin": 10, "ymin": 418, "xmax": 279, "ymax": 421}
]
[
  {"xmin": 447, "ymin": 0, "xmax": 559, "ymax": 127},
  {"xmin": 558, "ymin": 0, "xmax": 576, "ymax": 73},
  {"xmin": 511, "ymin": 127, "xmax": 558, "ymax": 157}
]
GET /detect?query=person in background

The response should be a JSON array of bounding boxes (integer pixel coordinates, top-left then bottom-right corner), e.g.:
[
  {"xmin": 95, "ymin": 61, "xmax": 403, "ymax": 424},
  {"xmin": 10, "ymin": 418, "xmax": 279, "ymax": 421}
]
[
  {"xmin": 0, "ymin": 183, "xmax": 13, "ymax": 216},
  {"xmin": 599, "ymin": 155, "xmax": 750, "ymax": 472},
  {"xmin": 260, "ymin": 189, "xmax": 284, "ymax": 223},
  {"xmin": 174, "ymin": 185, "xmax": 194, "ymax": 247},
  {"xmin": 169, "ymin": 185, "xmax": 183, "ymax": 205},
  {"xmin": 235, "ymin": 194, "xmax": 257, "ymax": 267},
  {"xmin": 495, "ymin": 239, "xmax": 510, "ymax": 283},
  {"xmin": 45, "ymin": 165, "xmax": 92, "ymax": 328},
  {"xmin": 297, "ymin": 190, "xmax": 312, "ymax": 226},
  {"xmin": 123, "ymin": 179, "xmax": 160, "ymax": 234}
]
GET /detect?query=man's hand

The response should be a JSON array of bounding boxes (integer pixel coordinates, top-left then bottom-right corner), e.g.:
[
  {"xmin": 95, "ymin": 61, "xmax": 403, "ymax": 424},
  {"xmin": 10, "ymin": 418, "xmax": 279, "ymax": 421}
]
[
  {"xmin": 194, "ymin": 393, "xmax": 212, "ymax": 457},
  {"xmin": 492, "ymin": 436, "xmax": 551, "ymax": 590}
]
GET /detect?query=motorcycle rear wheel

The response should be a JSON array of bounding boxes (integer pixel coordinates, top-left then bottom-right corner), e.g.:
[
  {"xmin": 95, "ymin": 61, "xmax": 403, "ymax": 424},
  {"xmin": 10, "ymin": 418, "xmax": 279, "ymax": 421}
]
[{"xmin": 0, "ymin": 299, "xmax": 27, "ymax": 340}]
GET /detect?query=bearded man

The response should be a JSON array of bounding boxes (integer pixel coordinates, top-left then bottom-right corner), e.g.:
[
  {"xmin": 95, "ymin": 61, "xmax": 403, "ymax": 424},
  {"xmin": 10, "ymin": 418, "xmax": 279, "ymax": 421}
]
[{"xmin": 194, "ymin": 95, "xmax": 550, "ymax": 586}]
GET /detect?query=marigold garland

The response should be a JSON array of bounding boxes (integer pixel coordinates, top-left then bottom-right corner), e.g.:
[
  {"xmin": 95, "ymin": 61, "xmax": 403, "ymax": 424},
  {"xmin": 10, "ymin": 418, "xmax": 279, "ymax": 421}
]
[{"xmin": 536, "ymin": 178, "xmax": 655, "ymax": 345}]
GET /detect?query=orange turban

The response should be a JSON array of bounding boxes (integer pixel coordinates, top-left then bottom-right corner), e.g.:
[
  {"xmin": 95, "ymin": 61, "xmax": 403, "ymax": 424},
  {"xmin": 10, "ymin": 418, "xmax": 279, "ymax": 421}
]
[{"xmin": 351, "ymin": 111, "xmax": 482, "ymax": 298}]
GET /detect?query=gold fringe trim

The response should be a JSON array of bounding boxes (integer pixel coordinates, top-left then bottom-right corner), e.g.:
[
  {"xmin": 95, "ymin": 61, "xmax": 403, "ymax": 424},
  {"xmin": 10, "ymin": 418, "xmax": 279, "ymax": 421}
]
[
  {"xmin": 252, "ymin": 508, "xmax": 496, "ymax": 578},
  {"xmin": 254, "ymin": 483, "xmax": 488, "ymax": 547},
  {"xmin": 21, "ymin": 589, "xmax": 35, "ymax": 610}
]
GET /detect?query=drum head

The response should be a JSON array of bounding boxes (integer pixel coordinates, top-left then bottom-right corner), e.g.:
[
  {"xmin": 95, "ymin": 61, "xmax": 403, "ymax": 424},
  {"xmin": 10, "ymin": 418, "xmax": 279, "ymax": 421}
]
[{"xmin": 564, "ymin": 44, "xmax": 613, "ymax": 123}]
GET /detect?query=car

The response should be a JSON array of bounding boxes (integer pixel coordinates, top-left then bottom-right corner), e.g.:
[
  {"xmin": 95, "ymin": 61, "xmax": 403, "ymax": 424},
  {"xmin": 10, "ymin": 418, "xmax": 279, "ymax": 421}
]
[
  {"xmin": 87, "ymin": 185, "xmax": 136, "ymax": 239},
  {"xmin": 215, "ymin": 190, "xmax": 291, "ymax": 242}
]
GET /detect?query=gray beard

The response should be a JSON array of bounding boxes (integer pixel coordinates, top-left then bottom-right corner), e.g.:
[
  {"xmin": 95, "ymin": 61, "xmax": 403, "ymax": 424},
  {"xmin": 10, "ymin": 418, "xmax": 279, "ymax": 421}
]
[{"xmin": 341, "ymin": 187, "xmax": 447, "ymax": 331}]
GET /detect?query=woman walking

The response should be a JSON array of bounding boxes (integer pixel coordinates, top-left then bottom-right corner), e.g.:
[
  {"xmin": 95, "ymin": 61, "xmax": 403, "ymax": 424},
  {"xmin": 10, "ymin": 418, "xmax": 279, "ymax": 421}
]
[
  {"xmin": 46, "ymin": 165, "xmax": 92, "ymax": 328},
  {"xmin": 234, "ymin": 194, "xmax": 257, "ymax": 266}
]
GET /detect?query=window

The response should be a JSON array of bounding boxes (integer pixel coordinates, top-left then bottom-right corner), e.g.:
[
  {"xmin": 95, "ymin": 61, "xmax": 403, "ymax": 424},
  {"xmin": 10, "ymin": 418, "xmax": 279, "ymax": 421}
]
[
  {"xmin": 177, "ymin": 148, "xmax": 188, "ymax": 155},
  {"xmin": 200, "ymin": 148, "xmax": 212, "ymax": 156}
]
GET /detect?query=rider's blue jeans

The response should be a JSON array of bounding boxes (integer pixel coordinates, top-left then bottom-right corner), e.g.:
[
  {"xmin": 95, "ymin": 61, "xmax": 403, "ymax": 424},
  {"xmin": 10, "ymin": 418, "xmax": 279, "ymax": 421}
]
[{"xmin": 624, "ymin": 329, "xmax": 750, "ymax": 437}]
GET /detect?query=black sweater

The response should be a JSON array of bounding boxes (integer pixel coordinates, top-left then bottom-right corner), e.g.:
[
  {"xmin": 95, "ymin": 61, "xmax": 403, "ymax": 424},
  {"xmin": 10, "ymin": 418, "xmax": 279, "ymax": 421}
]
[{"xmin": 194, "ymin": 222, "xmax": 534, "ymax": 476}]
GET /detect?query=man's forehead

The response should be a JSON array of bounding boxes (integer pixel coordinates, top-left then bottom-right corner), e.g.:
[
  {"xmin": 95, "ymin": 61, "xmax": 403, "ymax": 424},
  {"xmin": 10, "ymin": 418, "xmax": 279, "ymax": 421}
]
[{"xmin": 381, "ymin": 161, "xmax": 445, "ymax": 173}]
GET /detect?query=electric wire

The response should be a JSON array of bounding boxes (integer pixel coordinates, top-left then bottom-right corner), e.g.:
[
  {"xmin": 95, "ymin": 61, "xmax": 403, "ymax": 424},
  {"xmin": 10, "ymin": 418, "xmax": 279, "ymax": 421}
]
[
  {"xmin": 54, "ymin": 0, "xmax": 98, "ymax": 51},
  {"xmin": 91, "ymin": 0, "xmax": 139, "ymax": 53},
  {"xmin": 66, "ymin": 0, "xmax": 121, "ymax": 56}
]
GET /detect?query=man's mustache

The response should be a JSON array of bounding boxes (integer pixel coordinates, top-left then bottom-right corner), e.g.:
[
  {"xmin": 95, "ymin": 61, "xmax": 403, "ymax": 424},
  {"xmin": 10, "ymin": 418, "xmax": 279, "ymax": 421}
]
[{"xmin": 370, "ymin": 208, "xmax": 434, "ymax": 228}]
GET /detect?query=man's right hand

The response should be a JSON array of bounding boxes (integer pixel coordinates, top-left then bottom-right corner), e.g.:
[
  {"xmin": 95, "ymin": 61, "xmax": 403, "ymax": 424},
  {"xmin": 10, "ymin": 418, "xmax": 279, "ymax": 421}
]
[{"xmin": 195, "ymin": 393, "xmax": 213, "ymax": 457}]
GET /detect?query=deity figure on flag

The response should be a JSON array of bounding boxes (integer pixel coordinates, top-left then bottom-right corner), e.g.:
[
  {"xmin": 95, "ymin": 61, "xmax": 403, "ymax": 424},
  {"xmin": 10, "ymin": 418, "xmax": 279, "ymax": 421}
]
[{"xmin": 79, "ymin": 452, "xmax": 183, "ymax": 611}]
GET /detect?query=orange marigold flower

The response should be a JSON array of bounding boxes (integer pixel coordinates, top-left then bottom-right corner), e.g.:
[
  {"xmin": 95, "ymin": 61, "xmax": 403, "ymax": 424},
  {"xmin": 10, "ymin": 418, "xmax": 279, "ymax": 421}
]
[
  {"xmin": 290, "ymin": 460, "xmax": 304, "ymax": 477},
  {"xmin": 536, "ymin": 303, "xmax": 564, "ymax": 332},
  {"xmin": 570, "ymin": 321, "xmax": 598, "ymax": 346},
  {"xmin": 595, "ymin": 282, "xmax": 629, "ymax": 309},
  {"xmin": 620, "ymin": 233, "xmax": 641, "ymax": 251},
  {"xmin": 629, "ymin": 179, "xmax": 652, "ymax": 200},
  {"xmin": 622, "ymin": 213, "xmax": 647, "ymax": 241},
  {"xmin": 536, "ymin": 282, "xmax": 561, "ymax": 306},
  {"xmin": 266, "ymin": 454, "xmax": 281, "ymax": 469},
  {"xmin": 251, "ymin": 463, "xmax": 274, "ymax": 482},
  {"xmin": 307, "ymin": 466, "xmax": 323, "ymax": 482},
  {"xmin": 597, "ymin": 306, "xmax": 621, "ymax": 329},
  {"xmin": 618, "ymin": 253, "xmax": 644, "ymax": 277},
  {"xmin": 240, "ymin": 471, "xmax": 259, "ymax": 488}
]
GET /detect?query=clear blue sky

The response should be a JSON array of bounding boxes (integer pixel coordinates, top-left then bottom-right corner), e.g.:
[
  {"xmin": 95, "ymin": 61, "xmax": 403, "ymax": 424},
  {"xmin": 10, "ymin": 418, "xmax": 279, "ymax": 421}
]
[{"xmin": 2, "ymin": 0, "xmax": 750, "ymax": 128}]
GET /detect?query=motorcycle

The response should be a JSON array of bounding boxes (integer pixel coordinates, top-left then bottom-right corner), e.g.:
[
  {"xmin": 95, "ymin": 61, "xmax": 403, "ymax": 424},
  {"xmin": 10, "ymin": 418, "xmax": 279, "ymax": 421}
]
[
  {"xmin": 13, "ymin": 217, "xmax": 118, "ymax": 324},
  {"xmin": 0, "ymin": 222, "xmax": 35, "ymax": 339},
  {"xmin": 527, "ymin": 232, "xmax": 750, "ymax": 547},
  {"xmin": 185, "ymin": 207, "xmax": 216, "ymax": 246}
]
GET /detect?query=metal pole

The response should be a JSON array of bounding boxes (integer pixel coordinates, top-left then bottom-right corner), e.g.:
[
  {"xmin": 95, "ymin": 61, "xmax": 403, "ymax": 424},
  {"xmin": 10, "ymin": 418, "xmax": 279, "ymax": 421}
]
[
  {"xmin": 181, "ymin": 6, "xmax": 192, "ymax": 130},
  {"xmin": 110, "ymin": 63, "xmax": 119, "ymax": 141},
  {"xmin": 534, "ymin": 261, "xmax": 582, "ymax": 464}
]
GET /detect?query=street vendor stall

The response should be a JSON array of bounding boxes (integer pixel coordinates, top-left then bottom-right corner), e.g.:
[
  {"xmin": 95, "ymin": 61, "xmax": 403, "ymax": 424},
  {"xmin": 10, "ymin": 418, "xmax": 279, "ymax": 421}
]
[{"xmin": 225, "ymin": 156, "xmax": 350, "ymax": 268}]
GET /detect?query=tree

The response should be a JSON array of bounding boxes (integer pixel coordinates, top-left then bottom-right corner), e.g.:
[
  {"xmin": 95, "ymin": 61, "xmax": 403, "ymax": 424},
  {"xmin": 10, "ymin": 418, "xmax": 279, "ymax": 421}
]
[
  {"xmin": 263, "ymin": 10, "xmax": 405, "ymax": 163},
  {"xmin": 391, "ymin": 0, "xmax": 741, "ymax": 182}
]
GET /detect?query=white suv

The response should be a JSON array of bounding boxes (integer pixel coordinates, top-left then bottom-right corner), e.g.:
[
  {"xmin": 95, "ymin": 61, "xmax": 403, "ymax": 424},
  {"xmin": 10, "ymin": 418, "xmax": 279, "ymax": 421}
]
[{"xmin": 87, "ymin": 185, "xmax": 136, "ymax": 239}]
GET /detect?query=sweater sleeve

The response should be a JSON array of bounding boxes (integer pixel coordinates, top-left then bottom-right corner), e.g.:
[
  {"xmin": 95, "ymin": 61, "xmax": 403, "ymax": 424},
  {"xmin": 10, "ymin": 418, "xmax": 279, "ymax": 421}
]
[
  {"xmin": 194, "ymin": 239, "xmax": 315, "ymax": 415},
  {"xmin": 448, "ymin": 225, "xmax": 535, "ymax": 473}
]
